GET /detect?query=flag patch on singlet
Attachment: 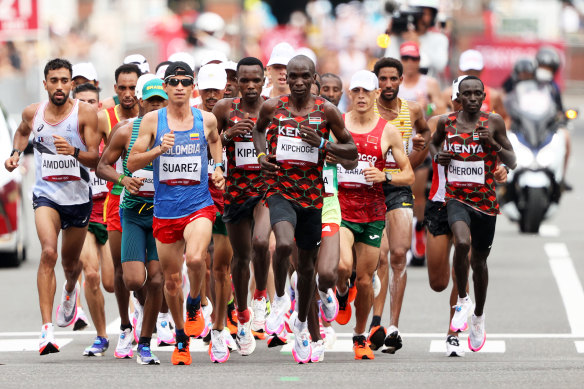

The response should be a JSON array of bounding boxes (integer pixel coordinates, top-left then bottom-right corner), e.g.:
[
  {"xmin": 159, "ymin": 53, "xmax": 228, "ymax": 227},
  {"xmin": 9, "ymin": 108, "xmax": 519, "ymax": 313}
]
[
  {"xmin": 190, "ymin": 133, "xmax": 199, "ymax": 140},
  {"xmin": 367, "ymin": 135, "xmax": 379, "ymax": 144},
  {"xmin": 309, "ymin": 117, "xmax": 322, "ymax": 125}
]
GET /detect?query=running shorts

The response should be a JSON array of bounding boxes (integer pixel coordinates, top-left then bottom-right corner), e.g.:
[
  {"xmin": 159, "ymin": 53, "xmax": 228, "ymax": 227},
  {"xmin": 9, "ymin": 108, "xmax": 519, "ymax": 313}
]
[
  {"xmin": 447, "ymin": 200, "xmax": 496, "ymax": 251},
  {"xmin": 322, "ymin": 195, "xmax": 341, "ymax": 226},
  {"xmin": 153, "ymin": 205, "xmax": 217, "ymax": 244},
  {"xmin": 383, "ymin": 184, "xmax": 414, "ymax": 212},
  {"xmin": 340, "ymin": 219, "xmax": 385, "ymax": 248},
  {"xmin": 267, "ymin": 194, "xmax": 321, "ymax": 250},
  {"xmin": 33, "ymin": 195, "xmax": 91, "ymax": 230},
  {"xmin": 425, "ymin": 200, "xmax": 450, "ymax": 236},
  {"xmin": 121, "ymin": 206, "xmax": 158, "ymax": 263},
  {"xmin": 222, "ymin": 195, "xmax": 263, "ymax": 224},
  {"xmin": 88, "ymin": 222, "xmax": 108, "ymax": 245},
  {"xmin": 104, "ymin": 192, "xmax": 122, "ymax": 232},
  {"xmin": 212, "ymin": 212, "xmax": 228, "ymax": 236}
]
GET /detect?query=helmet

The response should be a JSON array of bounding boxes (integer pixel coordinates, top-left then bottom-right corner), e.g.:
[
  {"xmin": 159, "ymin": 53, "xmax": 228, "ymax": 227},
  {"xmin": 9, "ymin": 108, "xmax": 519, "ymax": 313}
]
[
  {"xmin": 535, "ymin": 46, "xmax": 561, "ymax": 74},
  {"xmin": 409, "ymin": 0, "xmax": 439, "ymax": 12},
  {"xmin": 513, "ymin": 58, "xmax": 536, "ymax": 77},
  {"xmin": 195, "ymin": 12, "xmax": 225, "ymax": 35}
]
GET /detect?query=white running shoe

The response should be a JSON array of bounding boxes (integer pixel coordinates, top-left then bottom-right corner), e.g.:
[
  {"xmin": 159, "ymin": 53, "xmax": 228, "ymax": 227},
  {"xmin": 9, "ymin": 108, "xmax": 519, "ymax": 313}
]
[
  {"xmin": 222, "ymin": 327, "xmax": 237, "ymax": 351},
  {"xmin": 39, "ymin": 323, "xmax": 59, "ymax": 355},
  {"xmin": 209, "ymin": 329, "xmax": 230, "ymax": 363},
  {"xmin": 285, "ymin": 310, "xmax": 297, "ymax": 334},
  {"xmin": 468, "ymin": 314, "xmax": 486, "ymax": 352},
  {"xmin": 56, "ymin": 281, "xmax": 79, "ymax": 327},
  {"xmin": 251, "ymin": 296, "xmax": 267, "ymax": 333},
  {"xmin": 265, "ymin": 292, "xmax": 291, "ymax": 335},
  {"xmin": 132, "ymin": 296, "xmax": 143, "ymax": 343},
  {"xmin": 292, "ymin": 318, "xmax": 311, "ymax": 364},
  {"xmin": 318, "ymin": 288, "xmax": 339, "ymax": 322},
  {"xmin": 445, "ymin": 335, "xmax": 465, "ymax": 357},
  {"xmin": 322, "ymin": 326, "xmax": 337, "ymax": 350},
  {"xmin": 310, "ymin": 340, "xmax": 325, "ymax": 362},
  {"xmin": 73, "ymin": 307, "xmax": 89, "ymax": 331},
  {"xmin": 450, "ymin": 296, "xmax": 474, "ymax": 332},
  {"xmin": 156, "ymin": 313, "xmax": 175, "ymax": 346},
  {"xmin": 114, "ymin": 328, "xmax": 134, "ymax": 359},
  {"xmin": 236, "ymin": 308, "xmax": 256, "ymax": 356},
  {"xmin": 202, "ymin": 298, "xmax": 214, "ymax": 337},
  {"xmin": 372, "ymin": 270, "xmax": 381, "ymax": 298}
]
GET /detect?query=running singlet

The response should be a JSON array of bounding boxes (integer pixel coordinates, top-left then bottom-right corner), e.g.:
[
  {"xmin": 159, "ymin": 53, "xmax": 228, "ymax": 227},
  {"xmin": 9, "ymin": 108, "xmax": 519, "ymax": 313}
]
[
  {"xmin": 428, "ymin": 145, "xmax": 447, "ymax": 203},
  {"xmin": 224, "ymin": 97, "xmax": 267, "ymax": 205},
  {"xmin": 445, "ymin": 111, "xmax": 499, "ymax": 215},
  {"xmin": 338, "ymin": 116, "xmax": 386, "ymax": 222},
  {"xmin": 480, "ymin": 87, "xmax": 492, "ymax": 113},
  {"xmin": 152, "ymin": 107, "xmax": 213, "ymax": 219},
  {"xmin": 265, "ymin": 95, "xmax": 329, "ymax": 209},
  {"xmin": 323, "ymin": 136, "xmax": 338, "ymax": 197},
  {"xmin": 381, "ymin": 99, "xmax": 414, "ymax": 174},
  {"xmin": 105, "ymin": 106, "xmax": 125, "ymax": 196},
  {"xmin": 32, "ymin": 100, "xmax": 90, "ymax": 205},
  {"xmin": 398, "ymin": 75, "xmax": 428, "ymax": 103},
  {"xmin": 121, "ymin": 117, "xmax": 155, "ymax": 209}
]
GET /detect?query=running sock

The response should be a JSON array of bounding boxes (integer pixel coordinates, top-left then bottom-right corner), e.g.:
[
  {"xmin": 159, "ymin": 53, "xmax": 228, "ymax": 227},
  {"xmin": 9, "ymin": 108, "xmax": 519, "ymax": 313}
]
[
  {"xmin": 274, "ymin": 293, "xmax": 288, "ymax": 304},
  {"xmin": 227, "ymin": 299, "xmax": 236, "ymax": 312},
  {"xmin": 237, "ymin": 308, "xmax": 250, "ymax": 324},
  {"xmin": 457, "ymin": 295, "xmax": 470, "ymax": 305},
  {"xmin": 187, "ymin": 294, "xmax": 201, "ymax": 309},
  {"xmin": 318, "ymin": 289, "xmax": 329, "ymax": 304},
  {"xmin": 370, "ymin": 315, "xmax": 382, "ymax": 328},
  {"xmin": 294, "ymin": 318, "xmax": 307, "ymax": 331},
  {"xmin": 175, "ymin": 329, "xmax": 187, "ymax": 343},
  {"xmin": 253, "ymin": 289, "xmax": 267, "ymax": 300},
  {"xmin": 353, "ymin": 331, "xmax": 367, "ymax": 338},
  {"xmin": 120, "ymin": 323, "xmax": 133, "ymax": 331},
  {"xmin": 138, "ymin": 336, "xmax": 151, "ymax": 347}
]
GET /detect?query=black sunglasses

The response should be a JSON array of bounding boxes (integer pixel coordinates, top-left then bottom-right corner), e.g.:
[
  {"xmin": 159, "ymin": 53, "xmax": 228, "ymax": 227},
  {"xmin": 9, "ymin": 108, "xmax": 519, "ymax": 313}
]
[{"xmin": 166, "ymin": 78, "xmax": 193, "ymax": 87}]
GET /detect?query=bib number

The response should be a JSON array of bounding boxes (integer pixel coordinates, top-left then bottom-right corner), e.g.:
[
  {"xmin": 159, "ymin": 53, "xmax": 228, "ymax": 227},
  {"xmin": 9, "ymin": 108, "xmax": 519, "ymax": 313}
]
[
  {"xmin": 133, "ymin": 169, "xmax": 155, "ymax": 197},
  {"xmin": 447, "ymin": 159, "xmax": 485, "ymax": 187},
  {"xmin": 235, "ymin": 142, "xmax": 261, "ymax": 170},
  {"xmin": 276, "ymin": 136, "xmax": 318, "ymax": 166},
  {"xmin": 41, "ymin": 153, "xmax": 81, "ymax": 182},
  {"xmin": 89, "ymin": 169, "xmax": 108, "ymax": 199},
  {"xmin": 208, "ymin": 148, "xmax": 228, "ymax": 177},
  {"xmin": 337, "ymin": 160, "xmax": 372, "ymax": 188},
  {"xmin": 323, "ymin": 168, "xmax": 335, "ymax": 196},
  {"xmin": 159, "ymin": 155, "xmax": 201, "ymax": 185}
]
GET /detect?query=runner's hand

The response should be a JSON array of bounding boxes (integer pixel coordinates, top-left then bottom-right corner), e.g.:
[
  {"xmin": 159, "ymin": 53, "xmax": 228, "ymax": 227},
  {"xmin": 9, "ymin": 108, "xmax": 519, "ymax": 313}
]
[
  {"xmin": 493, "ymin": 164, "xmax": 508, "ymax": 183},
  {"xmin": 326, "ymin": 153, "xmax": 340, "ymax": 165},
  {"xmin": 364, "ymin": 162, "xmax": 384, "ymax": 183},
  {"xmin": 298, "ymin": 125, "xmax": 322, "ymax": 148},
  {"xmin": 160, "ymin": 130, "xmax": 174, "ymax": 153},
  {"xmin": 122, "ymin": 176, "xmax": 144, "ymax": 195},
  {"xmin": 475, "ymin": 126, "xmax": 496, "ymax": 147},
  {"xmin": 225, "ymin": 113, "xmax": 254, "ymax": 139},
  {"xmin": 4, "ymin": 154, "xmax": 19, "ymax": 172},
  {"xmin": 212, "ymin": 169, "xmax": 225, "ymax": 190},
  {"xmin": 411, "ymin": 133, "xmax": 425, "ymax": 151},
  {"xmin": 259, "ymin": 153, "xmax": 279, "ymax": 177},
  {"xmin": 436, "ymin": 151, "xmax": 452, "ymax": 167},
  {"xmin": 53, "ymin": 135, "xmax": 74, "ymax": 155}
]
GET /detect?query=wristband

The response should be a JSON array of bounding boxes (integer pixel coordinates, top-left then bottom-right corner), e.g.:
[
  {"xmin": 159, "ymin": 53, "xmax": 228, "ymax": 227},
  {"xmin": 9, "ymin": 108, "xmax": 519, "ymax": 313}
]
[
  {"xmin": 318, "ymin": 137, "xmax": 325, "ymax": 149},
  {"xmin": 257, "ymin": 152, "xmax": 266, "ymax": 163},
  {"xmin": 10, "ymin": 148, "xmax": 22, "ymax": 157},
  {"xmin": 117, "ymin": 174, "xmax": 126, "ymax": 185},
  {"xmin": 223, "ymin": 132, "xmax": 232, "ymax": 142},
  {"xmin": 214, "ymin": 162, "xmax": 225, "ymax": 172},
  {"xmin": 73, "ymin": 147, "xmax": 80, "ymax": 159},
  {"xmin": 323, "ymin": 140, "xmax": 330, "ymax": 150}
]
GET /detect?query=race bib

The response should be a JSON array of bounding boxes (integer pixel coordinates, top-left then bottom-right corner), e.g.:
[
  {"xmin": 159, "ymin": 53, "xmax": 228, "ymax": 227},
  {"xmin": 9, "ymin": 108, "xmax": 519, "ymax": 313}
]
[
  {"xmin": 208, "ymin": 148, "xmax": 228, "ymax": 177},
  {"xmin": 337, "ymin": 160, "xmax": 372, "ymax": 188},
  {"xmin": 132, "ymin": 169, "xmax": 155, "ymax": 197},
  {"xmin": 159, "ymin": 155, "xmax": 201, "ymax": 185},
  {"xmin": 276, "ymin": 136, "xmax": 318, "ymax": 166},
  {"xmin": 89, "ymin": 169, "xmax": 108, "ymax": 199},
  {"xmin": 323, "ymin": 168, "xmax": 335, "ymax": 196},
  {"xmin": 447, "ymin": 159, "xmax": 485, "ymax": 187},
  {"xmin": 41, "ymin": 153, "xmax": 81, "ymax": 182},
  {"xmin": 115, "ymin": 158, "xmax": 124, "ymax": 174},
  {"xmin": 383, "ymin": 140, "xmax": 408, "ymax": 173},
  {"xmin": 235, "ymin": 142, "xmax": 260, "ymax": 170}
]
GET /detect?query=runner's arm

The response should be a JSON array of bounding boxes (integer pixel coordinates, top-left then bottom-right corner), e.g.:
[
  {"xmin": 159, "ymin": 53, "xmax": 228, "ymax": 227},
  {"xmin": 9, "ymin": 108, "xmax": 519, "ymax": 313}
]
[
  {"xmin": 382, "ymin": 123, "xmax": 414, "ymax": 186},
  {"xmin": 76, "ymin": 102, "xmax": 100, "ymax": 169},
  {"xmin": 409, "ymin": 102, "xmax": 431, "ymax": 169},
  {"xmin": 490, "ymin": 113, "xmax": 516, "ymax": 170},
  {"xmin": 323, "ymin": 102, "xmax": 358, "ymax": 162},
  {"xmin": 253, "ymin": 99, "xmax": 280, "ymax": 175},
  {"xmin": 203, "ymin": 111, "xmax": 225, "ymax": 190},
  {"xmin": 4, "ymin": 104, "xmax": 36, "ymax": 171},
  {"xmin": 127, "ymin": 111, "xmax": 164, "ymax": 172},
  {"xmin": 429, "ymin": 116, "xmax": 452, "ymax": 167}
]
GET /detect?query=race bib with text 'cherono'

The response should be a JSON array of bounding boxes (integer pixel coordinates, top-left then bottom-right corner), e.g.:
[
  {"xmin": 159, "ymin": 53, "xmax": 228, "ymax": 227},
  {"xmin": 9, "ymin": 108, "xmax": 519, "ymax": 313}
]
[{"xmin": 447, "ymin": 159, "xmax": 485, "ymax": 187}]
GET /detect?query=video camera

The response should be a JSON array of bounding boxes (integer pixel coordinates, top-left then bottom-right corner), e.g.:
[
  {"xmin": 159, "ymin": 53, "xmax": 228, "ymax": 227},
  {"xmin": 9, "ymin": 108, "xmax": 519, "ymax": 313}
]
[{"xmin": 385, "ymin": 1, "xmax": 424, "ymax": 35}]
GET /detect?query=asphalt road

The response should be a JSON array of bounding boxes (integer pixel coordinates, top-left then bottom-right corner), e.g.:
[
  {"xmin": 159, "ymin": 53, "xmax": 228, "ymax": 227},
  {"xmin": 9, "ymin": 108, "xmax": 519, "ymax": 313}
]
[{"xmin": 1, "ymin": 112, "xmax": 584, "ymax": 388}]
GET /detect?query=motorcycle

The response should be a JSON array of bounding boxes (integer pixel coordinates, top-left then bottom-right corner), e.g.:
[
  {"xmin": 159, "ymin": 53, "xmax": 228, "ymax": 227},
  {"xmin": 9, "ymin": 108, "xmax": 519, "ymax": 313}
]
[{"xmin": 501, "ymin": 80, "xmax": 574, "ymax": 233}]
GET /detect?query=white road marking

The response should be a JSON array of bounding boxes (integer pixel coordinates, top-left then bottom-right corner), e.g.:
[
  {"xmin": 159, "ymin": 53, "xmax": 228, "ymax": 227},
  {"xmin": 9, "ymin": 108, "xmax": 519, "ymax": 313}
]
[
  {"xmin": 105, "ymin": 317, "xmax": 122, "ymax": 335},
  {"xmin": 539, "ymin": 224, "xmax": 560, "ymax": 237},
  {"xmin": 575, "ymin": 341, "xmax": 584, "ymax": 353},
  {"xmin": 546, "ymin": 243, "xmax": 584, "ymax": 336},
  {"xmin": 429, "ymin": 339, "xmax": 505, "ymax": 353},
  {"xmin": 0, "ymin": 338, "xmax": 73, "ymax": 352}
]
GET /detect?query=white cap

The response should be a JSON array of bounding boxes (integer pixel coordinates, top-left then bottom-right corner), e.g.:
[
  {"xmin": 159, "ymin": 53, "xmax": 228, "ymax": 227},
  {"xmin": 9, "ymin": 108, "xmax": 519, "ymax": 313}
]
[
  {"xmin": 197, "ymin": 63, "xmax": 227, "ymax": 90},
  {"xmin": 136, "ymin": 74, "xmax": 157, "ymax": 100},
  {"xmin": 223, "ymin": 61, "xmax": 237, "ymax": 72},
  {"xmin": 124, "ymin": 54, "xmax": 150, "ymax": 74},
  {"xmin": 451, "ymin": 75, "xmax": 468, "ymax": 101},
  {"xmin": 200, "ymin": 50, "xmax": 228, "ymax": 66},
  {"xmin": 459, "ymin": 49, "xmax": 484, "ymax": 72},
  {"xmin": 168, "ymin": 52, "xmax": 196, "ymax": 72},
  {"xmin": 72, "ymin": 62, "xmax": 98, "ymax": 81},
  {"xmin": 155, "ymin": 64, "xmax": 169, "ymax": 79},
  {"xmin": 295, "ymin": 47, "xmax": 317, "ymax": 67},
  {"xmin": 267, "ymin": 42, "xmax": 295, "ymax": 67},
  {"xmin": 195, "ymin": 12, "xmax": 225, "ymax": 34},
  {"xmin": 349, "ymin": 70, "xmax": 378, "ymax": 91}
]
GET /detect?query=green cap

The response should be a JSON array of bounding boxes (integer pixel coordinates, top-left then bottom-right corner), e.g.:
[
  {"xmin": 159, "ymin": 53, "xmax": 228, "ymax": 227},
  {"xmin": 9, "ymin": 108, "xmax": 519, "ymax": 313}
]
[{"xmin": 142, "ymin": 78, "xmax": 168, "ymax": 100}]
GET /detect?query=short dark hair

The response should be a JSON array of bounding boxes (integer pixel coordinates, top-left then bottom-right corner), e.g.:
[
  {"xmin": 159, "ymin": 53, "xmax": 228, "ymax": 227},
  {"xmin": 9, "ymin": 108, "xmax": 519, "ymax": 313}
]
[
  {"xmin": 321, "ymin": 73, "xmax": 343, "ymax": 87},
  {"xmin": 237, "ymin": 57, "xmax": 264, "ymax": 72},
  {"xmin": 44, "ymin": 58, "xmax": 72, "ymax": 79},
  {"xmin": 72, "ymin": 82, "xmax": 101, "ymax": 98},
  {"xmin": 373, "ymin": 57, "xmax": 403, "ymax": 77},
  {"xmin": 114, "ymin": 63, "xmax": 141, "ymax": 83},
  {"xmin": 458, "ymin": 75, "xmax": 485, "ymax": 91},
  {"xmin": 155, "ymin": 60, "xmax": 172, "ymax": 72},
  {"xmin": 314, "ymin": 78, "xmax": 321, "ymax": 94}
]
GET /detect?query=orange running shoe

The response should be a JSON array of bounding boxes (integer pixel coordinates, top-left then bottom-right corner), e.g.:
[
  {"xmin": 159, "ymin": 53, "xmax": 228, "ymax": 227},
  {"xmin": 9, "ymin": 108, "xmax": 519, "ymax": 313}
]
[
  {"xmin": 367, "ymin": 325, "xmax": 386, "ymax": 351},
  {"xmin": 353, "ymin": 335, "xmax": 374, "ymax": 360},
  {"xmin": 347, "ymin": 283, "xmax": 357, "ymax": 303},
  {"xmin": 171, "ymin": 339, "xmax": 192, "ymax": 365},
  {"xmin": 335, "ymin": 290, "xmax": 352, "ymax": 325},
  {"xmin": 185, "ymin": 304, "xmax": 206, "ymax": 338},
  {"xmin": 226, "ymin": 307, "xmax": 238, "ymax": 337}
]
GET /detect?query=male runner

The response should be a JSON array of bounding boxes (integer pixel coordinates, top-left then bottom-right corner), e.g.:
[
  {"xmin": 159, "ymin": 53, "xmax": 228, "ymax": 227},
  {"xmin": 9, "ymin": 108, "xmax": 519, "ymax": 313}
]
[
  {"xmin": 127, "ymin": 61, "xmax": 225, "ymax": 365},
  {"xmin": 4, "ymin": 58, "xmax": 100, "ymax": 355},
  {"xmin": 212, "ymin": 57, "xmax": 272, "ymax": 355},
  {"xmin": 262, "ymin": 42, "xmax": 294, "ymax": 98},
  {"xmin": 223, "ymin": 61, "xmax": 240, "ymax": 98},
  {"xmin": 367, "ymin": 57, "xmax": 430, "ymax": 353},
  {"xmin": 72, "ymin": 62, "xmax": 99, "ymax": 89},
  {"xmin": 335, "ymin": 70, "xmax": 414, "ymax": 360},
  {"xmin": 97, "ymin": 78, "xmax": 169, "ymax": 364},
  {"xmin": 97, "ymin": 63, "xmax": 141, "ymax": 357},
  {"xmin": 253, "ymin": 55, "xmax": 358, "ymax": 363},
  {"xmin": 320, "ymin": 73, "xmax": 344, "ymax": 108},
  {"xmin": 430, "ymin": 76, "xmax": 516, "ymax": 352}
]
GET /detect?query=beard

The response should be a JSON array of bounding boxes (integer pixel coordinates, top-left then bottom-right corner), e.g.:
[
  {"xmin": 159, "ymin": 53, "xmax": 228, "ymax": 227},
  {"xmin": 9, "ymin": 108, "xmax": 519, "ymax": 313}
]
[{"xmin": 50, "ymin": 92, "xmax": 67, "ymax": 106}]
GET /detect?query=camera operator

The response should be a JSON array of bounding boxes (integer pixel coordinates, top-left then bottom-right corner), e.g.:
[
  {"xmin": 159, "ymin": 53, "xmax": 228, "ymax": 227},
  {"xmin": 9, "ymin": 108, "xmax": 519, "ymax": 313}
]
[{"xmin": 384, "ymin": 0, "xmax": 449, "ymax": 78}]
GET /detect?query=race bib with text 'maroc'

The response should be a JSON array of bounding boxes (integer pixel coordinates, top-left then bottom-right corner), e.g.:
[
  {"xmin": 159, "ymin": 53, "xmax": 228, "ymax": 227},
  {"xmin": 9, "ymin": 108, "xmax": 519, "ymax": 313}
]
[
  {"xmin": 159, "ymin": 155, "xmax": 201, "ymax": 185},
  {"xmin": 132, "ymin": 168, "xmax": 155, "ymax": 197},
  {"xmin": 337, "ymin": 160, "xmax": 372, "ymax": 188},
  {"xmin": 447, "ymin": 159, "xmax": 485, "ymax": 188},
  {"xmin": 41, "ymin": 153, "xmax": 81, "ymax": 182}
]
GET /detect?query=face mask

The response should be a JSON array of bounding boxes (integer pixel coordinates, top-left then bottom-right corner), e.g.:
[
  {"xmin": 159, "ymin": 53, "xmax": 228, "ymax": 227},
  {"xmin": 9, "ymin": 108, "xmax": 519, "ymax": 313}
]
[{"xmin": 536, "ymin": 67, "xmax": 554, "ymax": 82}]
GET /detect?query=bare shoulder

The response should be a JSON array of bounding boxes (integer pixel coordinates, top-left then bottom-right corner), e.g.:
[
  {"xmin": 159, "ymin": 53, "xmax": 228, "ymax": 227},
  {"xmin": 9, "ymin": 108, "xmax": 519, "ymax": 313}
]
[
  {"xmin": 487, "ymin": 112, "xmax": 505, "ymax": 127},
  {"xmin": 201, "ymin": 110, "xmax": 217, "ymax": 124},
  {"xmin": 322, "ymin": 99, "xmax": 342, "ymax": 118},
  {"xmin": 141, "ymin": 110, "xmax": 159, "ymax": 127},
  {"xmin": 78, "ymin": 100, "xmax": 98, "ymax": 118},
  {"xmin": 22, "ymin": 103, "xmax": 40, "ymax": 123},
  {"xmin": 407, "ymin": 100, "xmax": 422, "ymax": 116}
]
